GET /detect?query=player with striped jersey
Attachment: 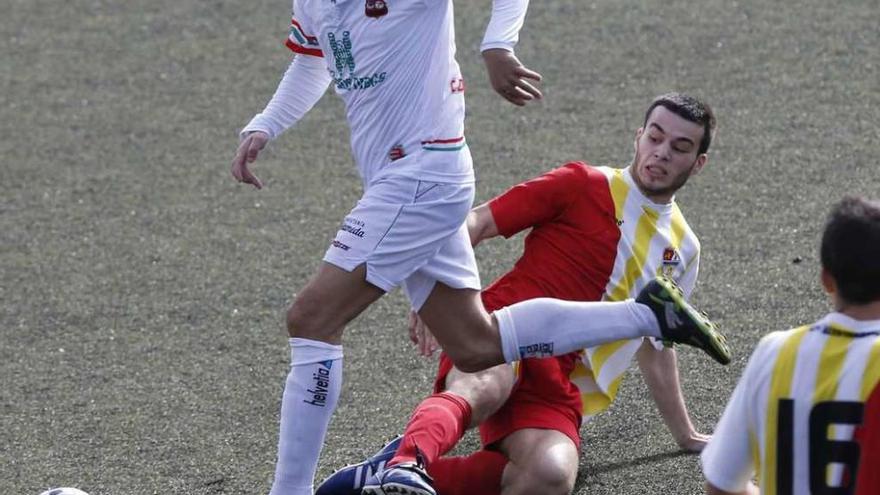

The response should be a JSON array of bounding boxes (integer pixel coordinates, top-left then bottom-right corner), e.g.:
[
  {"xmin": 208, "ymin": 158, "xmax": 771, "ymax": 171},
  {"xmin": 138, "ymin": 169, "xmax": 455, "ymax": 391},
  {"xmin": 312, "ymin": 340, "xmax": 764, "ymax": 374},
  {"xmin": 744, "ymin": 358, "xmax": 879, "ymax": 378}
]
[
  {"xmin": 702, "ymin": 196, "xmax": 880, "ymax": 495},
  {"xmin": 315, "ymin": 93, "xmax": 724, "ymax": 495}
]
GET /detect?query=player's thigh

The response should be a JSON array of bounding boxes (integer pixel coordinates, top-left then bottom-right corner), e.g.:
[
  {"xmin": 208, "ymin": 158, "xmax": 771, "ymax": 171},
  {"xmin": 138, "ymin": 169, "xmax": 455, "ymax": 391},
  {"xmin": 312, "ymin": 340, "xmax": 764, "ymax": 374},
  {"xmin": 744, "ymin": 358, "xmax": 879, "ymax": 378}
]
[
  {"xmin": 287, "ymin": 262, "xmax": 385, "ymax": 342},
  {"xmin": 418, "ymin": 283, "xmax": 502, "ymax": 371},
  {"xmin": 498, "ymin": 428, "xmax": 579, "ymax": 495},
  {"xmin": 443, "ymin": 362, "xmax": 516, "ymax": 427}
]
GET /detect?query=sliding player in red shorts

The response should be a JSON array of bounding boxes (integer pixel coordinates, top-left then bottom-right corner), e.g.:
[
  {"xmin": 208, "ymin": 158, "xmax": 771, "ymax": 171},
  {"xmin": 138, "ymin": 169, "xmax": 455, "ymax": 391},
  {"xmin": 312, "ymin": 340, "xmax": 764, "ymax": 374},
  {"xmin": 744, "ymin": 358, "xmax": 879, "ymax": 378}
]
[{"xmin": 318, "ymin": 92, "xmax": 724, "ymax": 495}]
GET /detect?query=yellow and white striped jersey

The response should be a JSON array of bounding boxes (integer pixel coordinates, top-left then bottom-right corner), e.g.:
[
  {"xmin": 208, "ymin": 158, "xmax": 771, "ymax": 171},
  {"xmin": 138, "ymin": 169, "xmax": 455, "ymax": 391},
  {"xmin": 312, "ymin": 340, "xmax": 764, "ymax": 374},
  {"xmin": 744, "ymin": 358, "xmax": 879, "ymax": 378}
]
[
  {"xmin": 702, "ymin": 312, "xmax": 880, "ymax": 494},
  {"xmin": 571, "ymin": 166, "xmax": 701, "ymax": 420}
]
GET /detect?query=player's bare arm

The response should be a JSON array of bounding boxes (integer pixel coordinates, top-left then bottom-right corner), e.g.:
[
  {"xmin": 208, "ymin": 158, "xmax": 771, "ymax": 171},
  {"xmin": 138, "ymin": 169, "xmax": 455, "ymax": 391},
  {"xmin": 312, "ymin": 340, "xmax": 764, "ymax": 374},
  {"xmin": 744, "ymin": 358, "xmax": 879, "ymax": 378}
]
[
  {"xmin": 636, "ymin": 340, "xmax": 711, "ymax": 452},
  {"xmin": 466, "ymin": 202, "xmax": 500, "ymax": 246}
]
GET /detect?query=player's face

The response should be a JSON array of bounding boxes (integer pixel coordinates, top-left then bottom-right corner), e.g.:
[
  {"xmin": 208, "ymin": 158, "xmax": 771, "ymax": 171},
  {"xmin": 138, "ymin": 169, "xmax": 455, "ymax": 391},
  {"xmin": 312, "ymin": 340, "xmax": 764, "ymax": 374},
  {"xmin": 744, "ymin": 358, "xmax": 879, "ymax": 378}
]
[{"xmin": 631, "ymin": 106, "xmax": 708, "ymax": 203}]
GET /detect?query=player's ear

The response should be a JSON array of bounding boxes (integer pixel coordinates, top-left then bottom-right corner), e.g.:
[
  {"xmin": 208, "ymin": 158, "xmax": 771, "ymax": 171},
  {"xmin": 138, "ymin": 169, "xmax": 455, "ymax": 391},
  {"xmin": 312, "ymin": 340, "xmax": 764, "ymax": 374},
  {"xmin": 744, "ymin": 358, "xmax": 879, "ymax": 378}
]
[
  {"xmin": 691, "ymin": 153, "xmax": 708, "ymax": 176},
  {"xmin": 821, "ymin": 267, "xmax": 836, "ymax": 295}
]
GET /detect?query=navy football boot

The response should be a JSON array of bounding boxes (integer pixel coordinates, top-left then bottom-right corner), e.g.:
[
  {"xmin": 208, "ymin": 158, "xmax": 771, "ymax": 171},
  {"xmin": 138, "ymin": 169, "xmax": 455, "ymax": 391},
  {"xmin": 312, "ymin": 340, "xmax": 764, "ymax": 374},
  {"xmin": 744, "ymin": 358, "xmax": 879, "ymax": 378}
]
[
  {"xmin": 361, "ymin": 449, "xmax": 435, "ymax": 495},
  {"xmin": 315, "ymin": 436, "xmax": 403, "ymax": 495}
]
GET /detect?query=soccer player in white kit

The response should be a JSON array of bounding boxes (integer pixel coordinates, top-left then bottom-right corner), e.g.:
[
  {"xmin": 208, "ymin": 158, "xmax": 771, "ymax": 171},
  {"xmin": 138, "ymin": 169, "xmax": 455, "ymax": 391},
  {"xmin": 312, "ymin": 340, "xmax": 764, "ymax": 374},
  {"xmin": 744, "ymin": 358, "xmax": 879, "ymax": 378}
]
[{"xmin": 230, "ymin": 1, "xmax": 730, "ymax": 494}]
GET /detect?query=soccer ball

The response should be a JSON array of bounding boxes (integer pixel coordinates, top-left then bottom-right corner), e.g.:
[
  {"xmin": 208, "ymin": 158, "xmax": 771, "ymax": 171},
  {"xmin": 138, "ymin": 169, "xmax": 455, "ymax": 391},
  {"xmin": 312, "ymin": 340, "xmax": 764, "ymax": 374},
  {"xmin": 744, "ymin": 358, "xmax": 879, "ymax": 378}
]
[{"xmin": 39, "ymin": 489, "xmax": 90, "ymax": 495}]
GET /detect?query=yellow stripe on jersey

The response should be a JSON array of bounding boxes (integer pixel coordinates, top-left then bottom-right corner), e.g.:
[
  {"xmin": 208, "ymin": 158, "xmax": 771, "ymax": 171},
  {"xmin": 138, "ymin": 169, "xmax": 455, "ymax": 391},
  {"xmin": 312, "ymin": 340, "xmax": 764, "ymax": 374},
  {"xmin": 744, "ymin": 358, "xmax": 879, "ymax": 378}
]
[
  {"xmin": 591, "ymin": 340, "xmax": 630, "ymax": 372},
  {"xmin": 609, "ymin": 169, "xmax": 629, "ymax": 223},
  {"xmin": 670, "ymin": 204, "xmax": 688, "ymax": 249},
  {"xmin": 813, "ymin": 325, "xmax": 852, "ymax": 403},
  {"xmin": 582, "ymin": 375, "xmax": 624, "ymax": 416},
  {"xmin": 570, "ymin": 362, "xmax": 610, "ymax": 416},
  {"xmin": 607, "ymin": 206, "xmax": 660, "ymax": 302},
  {"xmin": 582, "ymin": 391, "xmax": 611, "ymax": 416},
  {"xmin": 861, "ymin": 337, "xmax": 880, "ymax": 401},
  {"xmin": 750, "ymin": 430, "xmax": 762, "ymax": 485},
  {"xmin": 586, "ymin": 204, "xmax": 658, "ymax": 413},
  {"xmin": 762, "ymin": 326, "xmax": 809, "ymax": 495},
  {"xmin": 812, "ymin": 325, "xmax": 853, "ymax": 487}
]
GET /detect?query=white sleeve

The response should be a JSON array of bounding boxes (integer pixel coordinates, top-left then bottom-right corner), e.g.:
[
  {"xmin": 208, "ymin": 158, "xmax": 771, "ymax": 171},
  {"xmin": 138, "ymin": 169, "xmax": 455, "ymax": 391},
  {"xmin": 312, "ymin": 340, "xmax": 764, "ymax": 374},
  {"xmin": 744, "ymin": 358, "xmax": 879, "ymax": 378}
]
[
  {"xmin": 240, "ymin": 55, "xmax": 332, "ymax": 140},
  {"xmin": 480, "ymin": 0, "xmax": 530, "ymax": 53},
  {"xmin": 701, "ymin": 346, "xmax": 761, "ymax": 492}
]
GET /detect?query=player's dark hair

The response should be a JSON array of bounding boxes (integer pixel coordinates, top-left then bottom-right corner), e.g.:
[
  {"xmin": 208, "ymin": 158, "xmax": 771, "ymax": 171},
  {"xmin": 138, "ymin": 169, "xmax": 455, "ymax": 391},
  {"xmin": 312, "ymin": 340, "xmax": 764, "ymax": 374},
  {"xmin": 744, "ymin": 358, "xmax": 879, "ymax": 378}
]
[
  {"xmin": 644, "ymin": 93, "xmax": 716, "ymax": 154},
  {"xmin": 820, "ymin": 196, "xmax": 880, "ymax": 305}
]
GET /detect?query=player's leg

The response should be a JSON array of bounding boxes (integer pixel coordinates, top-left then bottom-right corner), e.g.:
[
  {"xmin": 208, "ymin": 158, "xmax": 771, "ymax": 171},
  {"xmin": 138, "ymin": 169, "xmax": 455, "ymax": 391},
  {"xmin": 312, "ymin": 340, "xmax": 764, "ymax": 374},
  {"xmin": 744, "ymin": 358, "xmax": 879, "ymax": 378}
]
[
  {"xmin": 418, "ymin": 284, "xmax": 658, "ymax": 372},
  {"xmin": 424, "ymin": 353, "xmax": 582, "ymax": 495},
  {"xmin": 419, "ymin": 276, "xmax": 731, "ymax": 373},
  {"xmin": 272, "ymin": 175, "xmax": 471, "ymax": 495},
  {"xmin": 497, "ymin": 428, "xmax": 579, "ymax": 495},
  {"xmin": 318, "ymin": 359, "xmax": 514, "ymax": 495},
  {"xmin": 388, "ymin": 360, "xmax": 516, "ymax": 466},
  {"xmin": 271, "ymin": 262, "xmax": 386, "ymax": 495},
  {"xmin": 287, "ymin": 262, "xmax": 387, "ymax": 343}
]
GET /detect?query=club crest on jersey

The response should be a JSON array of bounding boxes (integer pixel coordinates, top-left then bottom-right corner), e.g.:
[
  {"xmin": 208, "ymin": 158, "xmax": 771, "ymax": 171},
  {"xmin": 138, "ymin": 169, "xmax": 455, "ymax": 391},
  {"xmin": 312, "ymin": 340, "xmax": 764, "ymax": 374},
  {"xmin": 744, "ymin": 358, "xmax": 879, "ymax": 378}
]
[
  {"xmin": 662, "ymin": 247, "xmax": 681, "ymax": 266},
  {"xmin": 365, "ymin": 0, "xmax": 388, "ymax": 17}
]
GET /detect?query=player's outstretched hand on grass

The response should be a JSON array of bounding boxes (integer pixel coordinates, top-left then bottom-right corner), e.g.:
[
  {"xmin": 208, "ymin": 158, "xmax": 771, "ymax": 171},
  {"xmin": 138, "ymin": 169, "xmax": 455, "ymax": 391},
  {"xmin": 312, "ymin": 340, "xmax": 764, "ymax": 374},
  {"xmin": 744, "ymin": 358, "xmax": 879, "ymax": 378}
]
[
  {"xmin": 482, "ymin": 48, "xmax": 542, "ymax": 107},
  {"xmin": 678, "ymin": 431, "xmax": 711, "ymax": 452},
  {"xmin": 231, "ymin": 131, "xmax": 269, "ymax": 189},
  {"xmin": 408, "ymin": 310, "xmax": 439, "ymax": 358}
]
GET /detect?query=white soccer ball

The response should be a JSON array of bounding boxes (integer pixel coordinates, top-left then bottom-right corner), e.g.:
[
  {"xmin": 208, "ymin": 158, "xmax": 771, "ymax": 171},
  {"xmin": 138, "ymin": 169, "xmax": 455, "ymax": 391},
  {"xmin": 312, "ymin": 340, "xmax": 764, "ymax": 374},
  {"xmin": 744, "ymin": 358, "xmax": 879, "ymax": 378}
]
[{"xmin": 39, "ymin": 489, "xmax": 90, "ymax": 495}]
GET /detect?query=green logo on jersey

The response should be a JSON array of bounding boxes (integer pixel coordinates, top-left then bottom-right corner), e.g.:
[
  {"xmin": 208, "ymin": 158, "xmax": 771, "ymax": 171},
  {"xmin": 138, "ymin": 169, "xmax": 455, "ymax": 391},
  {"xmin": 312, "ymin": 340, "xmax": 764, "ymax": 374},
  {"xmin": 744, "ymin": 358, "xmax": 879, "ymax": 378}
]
[{"xmin": 327, "ymin": 31, "xmax": 387, "ymax": 91}]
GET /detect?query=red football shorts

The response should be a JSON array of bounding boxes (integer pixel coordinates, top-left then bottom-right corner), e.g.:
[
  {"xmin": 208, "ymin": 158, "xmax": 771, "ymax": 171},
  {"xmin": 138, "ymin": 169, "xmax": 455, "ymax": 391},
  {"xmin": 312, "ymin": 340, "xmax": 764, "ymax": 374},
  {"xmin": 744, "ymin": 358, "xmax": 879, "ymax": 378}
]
[{"xmin": 434, "ymin": 351, "xmax": 584, "ymax": 449}]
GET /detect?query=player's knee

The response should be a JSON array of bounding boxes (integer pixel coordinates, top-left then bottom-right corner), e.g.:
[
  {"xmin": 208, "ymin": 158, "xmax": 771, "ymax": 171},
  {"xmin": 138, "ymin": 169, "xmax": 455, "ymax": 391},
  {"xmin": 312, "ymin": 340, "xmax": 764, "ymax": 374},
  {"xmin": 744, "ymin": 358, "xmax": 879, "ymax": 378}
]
[
  {"xmin": 286, "ymin": 292, "xmax": 337, "ymax": 340},
  {"xmin": 442, "ymin": 324, "xmax": 502, "ymax": 373},
  {"xmin": 447, "ymin": 366, "xmax": 514, "ymax": 424},
  {"xmin": 522, "ymin": 459, "xmax": 576, "ymax": 495}
]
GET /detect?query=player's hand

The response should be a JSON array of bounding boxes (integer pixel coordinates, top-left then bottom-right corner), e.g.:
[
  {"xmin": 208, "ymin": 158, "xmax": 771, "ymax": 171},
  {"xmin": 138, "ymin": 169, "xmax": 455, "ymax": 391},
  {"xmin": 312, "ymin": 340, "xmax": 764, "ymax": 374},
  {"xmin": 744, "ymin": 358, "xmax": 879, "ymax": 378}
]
[
  {"xmin": 677, "ymin": 431, "xmax": 711, "ymax": 452},
  {"xmin": 231, "ymin": 131, "xmax": 269, "ymax": 189},
  {"xmin": 482, "ymin": 48, "xmax": 543, "ymax": 107},
  {"xmin": 408, "ymin": 310, "xmax": 439, "ymax": 358}
]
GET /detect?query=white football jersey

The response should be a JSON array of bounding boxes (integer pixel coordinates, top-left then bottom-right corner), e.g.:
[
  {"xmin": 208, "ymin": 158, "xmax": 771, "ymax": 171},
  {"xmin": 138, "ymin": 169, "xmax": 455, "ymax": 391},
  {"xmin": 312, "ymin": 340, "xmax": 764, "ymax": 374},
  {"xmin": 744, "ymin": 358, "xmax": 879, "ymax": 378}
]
[{"xmin": 289, "ymin": 0, "xmax": 472, "ymax": 186}]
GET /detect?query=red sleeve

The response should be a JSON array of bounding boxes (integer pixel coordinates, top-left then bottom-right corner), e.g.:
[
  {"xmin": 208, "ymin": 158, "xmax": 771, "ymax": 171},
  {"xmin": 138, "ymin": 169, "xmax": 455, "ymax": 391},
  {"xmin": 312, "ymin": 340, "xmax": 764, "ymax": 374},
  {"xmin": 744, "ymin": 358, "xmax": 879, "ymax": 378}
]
[
  {"xmin": 855, "ymin": 382, "xmax": 880, "ymax": 495},
  {"xmin": 488, "ymin": 162, "xmax": 591, "ymax": 238}
]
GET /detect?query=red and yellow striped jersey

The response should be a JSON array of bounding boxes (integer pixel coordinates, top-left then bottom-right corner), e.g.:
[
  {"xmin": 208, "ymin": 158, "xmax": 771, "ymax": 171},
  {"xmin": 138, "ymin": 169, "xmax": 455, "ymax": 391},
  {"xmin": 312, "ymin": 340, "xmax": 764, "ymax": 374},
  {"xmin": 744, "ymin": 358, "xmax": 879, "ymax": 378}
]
[{"xmin": 484, "ymin": 162, "xmax": 700, "ymax": 419}]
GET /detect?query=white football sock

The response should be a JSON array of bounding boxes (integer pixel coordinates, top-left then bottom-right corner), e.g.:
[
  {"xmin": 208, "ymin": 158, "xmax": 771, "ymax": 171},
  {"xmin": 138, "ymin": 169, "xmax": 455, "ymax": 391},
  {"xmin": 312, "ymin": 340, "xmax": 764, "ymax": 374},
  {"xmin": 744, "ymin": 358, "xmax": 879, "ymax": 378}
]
[
  {"xmin": 495, "ymin": 298, "xmax": 660, "ymax": 363},
  {"xmin": 269, "ymin": 338, "xmax": 343, "ymax": 495}
]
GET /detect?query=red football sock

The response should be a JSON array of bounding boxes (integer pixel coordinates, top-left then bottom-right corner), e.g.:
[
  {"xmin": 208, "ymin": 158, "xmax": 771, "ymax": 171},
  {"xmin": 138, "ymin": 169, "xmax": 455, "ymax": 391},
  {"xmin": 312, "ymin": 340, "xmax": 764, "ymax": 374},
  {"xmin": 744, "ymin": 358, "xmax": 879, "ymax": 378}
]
[
  {"xmin": 390, "ymin": 392, "xmax": 472, "ymax": 466},
  {"xmin": 428, "ymin": 450, "xmax": 508, "ymax": 495}
]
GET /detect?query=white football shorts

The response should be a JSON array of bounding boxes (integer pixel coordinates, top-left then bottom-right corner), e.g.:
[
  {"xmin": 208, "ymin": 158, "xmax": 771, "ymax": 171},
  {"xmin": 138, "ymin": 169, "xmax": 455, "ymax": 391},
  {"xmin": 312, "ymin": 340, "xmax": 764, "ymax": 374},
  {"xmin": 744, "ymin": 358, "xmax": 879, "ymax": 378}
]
[{"xmin": 323, "ymin": 175, "xmax": 481, "ymax": 310}]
